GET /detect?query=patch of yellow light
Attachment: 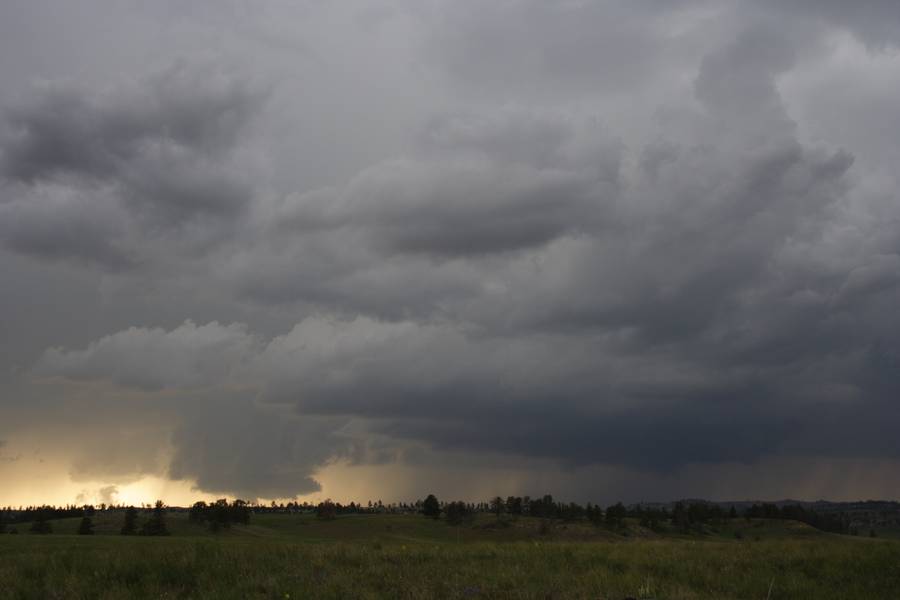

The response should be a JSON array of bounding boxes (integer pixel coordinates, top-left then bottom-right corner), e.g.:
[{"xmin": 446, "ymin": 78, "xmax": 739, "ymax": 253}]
[{"xmin": 106, "ymin": 477, "xmax": 222, "ymax": 507}]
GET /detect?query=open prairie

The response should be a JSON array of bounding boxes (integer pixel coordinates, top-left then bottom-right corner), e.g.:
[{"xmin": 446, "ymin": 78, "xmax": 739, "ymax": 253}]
[{"xmin": 1, "ymin": 513, "xmax": 898, "ymax": 599}]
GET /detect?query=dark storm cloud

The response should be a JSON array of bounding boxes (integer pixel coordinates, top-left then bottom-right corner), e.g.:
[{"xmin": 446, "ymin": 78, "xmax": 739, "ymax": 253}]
[
  {"xmin": 0, "ymin": 63, "xmax": 263, "ymax": 268},
  {"xmin": 1, "ymin": 64, "xmax": 259, "ymax": 184},
  {"xmin": 168, "ymin": 398, "xmax": 351, "ymax": 499},
  {"xmin": 0, "ymin": 184, "xmax": 134, "ymax": 269},
  {"xmin": 238, "ymin": 21, "xmax": 897, "ymax": 476},
  {"xmin": 275, "ymin": 111, "xmax": 620, "ymax": 258},
  {"xmin": 32, "ymin": 17, "xmax": 900, "ymax": 489},
  {"xmin": 5, "ymin": 0, "xmax": 900, "ymax": 500}
]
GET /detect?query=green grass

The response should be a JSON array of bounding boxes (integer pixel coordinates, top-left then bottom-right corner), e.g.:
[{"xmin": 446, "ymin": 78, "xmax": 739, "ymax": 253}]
[{"xmin": 1, "ymin": 514, "xmax": 898, "ymax": 599}]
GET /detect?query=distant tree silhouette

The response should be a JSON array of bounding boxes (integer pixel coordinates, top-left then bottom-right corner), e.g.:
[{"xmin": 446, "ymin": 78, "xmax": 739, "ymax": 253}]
[
  {"xmin": 559, "ymin": 502, "xmax": 585, "ymax": 522},
  {"xmin": 529, "ymin": 495, "xmax": 556, "ymax": 519},
  {"xmin": 445, "ymin": 501, "xmax": 471, "ymax": 526},
  {"xmin": 316, "ymin": 499, "xmax": 337, "ymax": 521},
  {"xmin": 77, "ymin": 516, "xmax": 94, "ymax": 535},
  {"xmin": 506, "ymin": 496, "xmax": 523, "ymax": 516},
  {"xmin": 422, "ymin": 494, "xmax": 441, "ymax": 519},
  {"xmin": 189, "ymin": 501, "xmax": 208, "ymax": 524},
  {"xmin": 189, "ymin": 499, "xmax": 251, "ymax": 531},
  {"xmin": 729, "ymin": 505, "xmax": 738, "ymax": 519},
  {"xmin": 120, "ymin": 506, "xmax": 138, "ymax": 535},
  {"xmin": 490, "ymin": 497, "xmax": 504, "ymax": 519},
  {"xmin": 140, "ymin": 500, "xmax": 169, "ymax": 536},
  {"xmin": 232, "ymin": 499, "xmax": 251, "ymax": 525}
]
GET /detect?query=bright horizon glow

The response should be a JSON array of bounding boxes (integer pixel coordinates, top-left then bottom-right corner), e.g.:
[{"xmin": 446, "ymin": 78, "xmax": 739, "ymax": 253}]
[{"xmin": 5, "ymin": 457, "xmax": 900, "ymax": 508}]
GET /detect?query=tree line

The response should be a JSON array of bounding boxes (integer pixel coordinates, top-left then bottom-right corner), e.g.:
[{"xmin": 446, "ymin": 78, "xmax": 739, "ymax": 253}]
[
  {"xmin": 0, "ymin": 495, "xmax": 854, "ymax": 536},
  {"xmin": 418, "ymin": 494, "xmax": 853, "ymax": 535},
  {"xmin": 188, "ymin": 499, "xmax": 251, "ymax": 531},
  {"xmin": 0, "ymin": 501, "xmax": 173, "ymax": 536}
]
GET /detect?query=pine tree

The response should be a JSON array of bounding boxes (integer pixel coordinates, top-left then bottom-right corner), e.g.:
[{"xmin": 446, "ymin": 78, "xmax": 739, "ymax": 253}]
[
  {"xmin": 422, "ymin": 494, "xmax": 441, "ymax": 519},
  {"xmin": 120, "ymin": 506, "xmax": 138, "ymax": 535},
  {"xmin": 490, "ymin": 497, "xmax": 504, "ymax": 520},
  {"xmin": 445, "ymin": 501, "xmax": 469, "ymax": 526},
  {"xmin": 140, "ymin": 500, "xmax": 169, "ymax": 536}
]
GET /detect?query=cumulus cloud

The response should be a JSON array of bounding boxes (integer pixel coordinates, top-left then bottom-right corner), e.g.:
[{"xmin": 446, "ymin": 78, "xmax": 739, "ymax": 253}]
[
  {"xmin": 0, "ymin": 62, "xmax": 264, "ymax": 268},
  {"xmin": 36, "ymin": 320, "xmax": 259, "ymax": 391},
  {"xmin": 0, "ymin": 183, "xmax": 133, "ymax": 269},
  {"xmin": 1, "ymin": 63, "xmax": 260, "ymax": 185},
  {"xmin": 76, "ymin": 485, "xmax": 119, "ymax": 505},
  {"xmin": 275, "ymin": 110, "xmax": 620, "ymax": 258}
]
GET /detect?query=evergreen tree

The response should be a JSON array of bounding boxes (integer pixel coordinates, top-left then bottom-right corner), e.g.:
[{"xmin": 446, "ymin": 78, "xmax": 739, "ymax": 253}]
[
  {"xmin": 506, "ymin": 496, "xmax": 523, "ymax": 516},
  {"xmin": 120, "ymin": 506, "xmax": 138, "ymax": 535},
  {"xmin": 445, "ymin": 501, "xmax": 470, "ymax": 526},
  {"xmin": 422, "ymin": 494, "xmax": 441, "ymax": 519},
  {"xmin": 232, "ymin": 499, "xmax": 251, "ymax": 525},
  {"xmin": 490, "ymin": 496, "xmax": 504, "ymax": 519},
  {"xmin": 140, "ymin": 500, "xmax": 169, "ymax": 536}
]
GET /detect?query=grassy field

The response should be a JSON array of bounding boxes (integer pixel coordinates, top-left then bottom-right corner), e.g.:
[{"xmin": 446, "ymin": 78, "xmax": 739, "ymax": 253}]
[{"xmin": 1, "ymin": 513, "xmax": 898, "ymax": 599}]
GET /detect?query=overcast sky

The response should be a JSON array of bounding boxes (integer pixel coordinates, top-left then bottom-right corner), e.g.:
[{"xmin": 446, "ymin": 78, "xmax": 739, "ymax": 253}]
[{"xmin": 2, "ymin": 0, "xmax": 900, "ymax": 506}]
